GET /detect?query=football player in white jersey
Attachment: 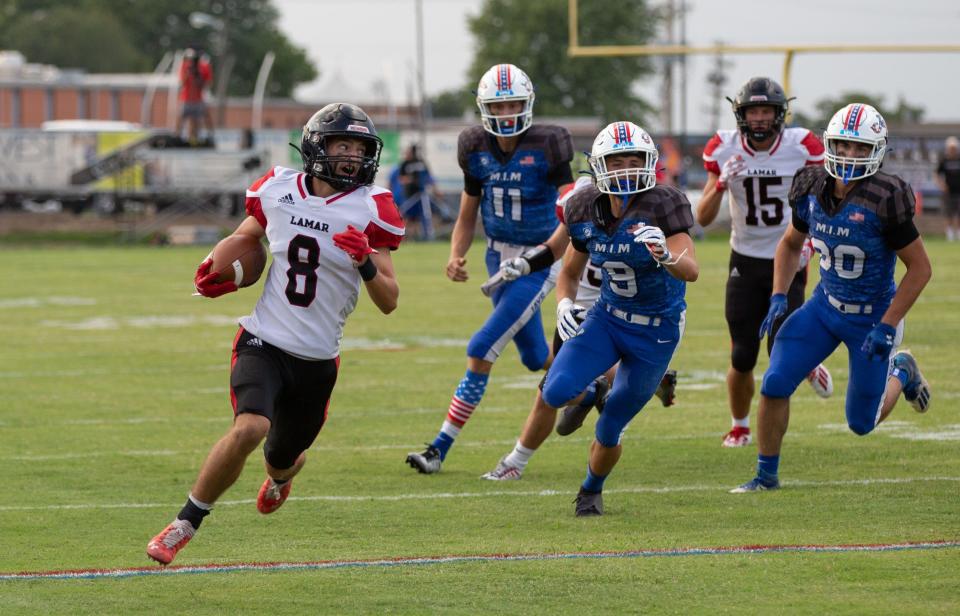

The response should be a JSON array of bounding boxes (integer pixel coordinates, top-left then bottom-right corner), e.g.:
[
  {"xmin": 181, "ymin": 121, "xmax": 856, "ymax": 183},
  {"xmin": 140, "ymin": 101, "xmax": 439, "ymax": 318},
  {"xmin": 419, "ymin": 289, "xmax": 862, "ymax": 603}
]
[
  {"xmin": 697, "ymin": 77, "xmax": 833, "ymax": 448},
  {"xmin": 147, "ymin": 103, "xmax": 404, "ymax": 566}
]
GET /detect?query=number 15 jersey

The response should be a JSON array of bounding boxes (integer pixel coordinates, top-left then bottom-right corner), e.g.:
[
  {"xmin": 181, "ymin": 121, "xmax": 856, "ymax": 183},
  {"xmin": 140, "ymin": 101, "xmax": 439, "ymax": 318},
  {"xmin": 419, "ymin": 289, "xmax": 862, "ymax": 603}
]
[
  {"xmin": 703, "ymin": 128, "xmax": 824, "ymax": 259},
  {"xmin": 240, "ymin": 166, "xmax": 404, "ymax": 360}
]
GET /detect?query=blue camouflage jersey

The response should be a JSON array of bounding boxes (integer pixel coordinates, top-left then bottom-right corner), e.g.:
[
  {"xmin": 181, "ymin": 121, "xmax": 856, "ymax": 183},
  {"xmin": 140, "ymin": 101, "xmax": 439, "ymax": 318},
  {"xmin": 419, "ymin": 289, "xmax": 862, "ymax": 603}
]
[
  {"xmin": 790, "ymin": 166, "xmax": 918, "ymax": 309},
  {"xmin": 564, "ymin": 184, "xmax": 695, "ymax": 318},
  {"xmin": 458, "ymin": 124, "xmax": 574, "ymax": 245}
]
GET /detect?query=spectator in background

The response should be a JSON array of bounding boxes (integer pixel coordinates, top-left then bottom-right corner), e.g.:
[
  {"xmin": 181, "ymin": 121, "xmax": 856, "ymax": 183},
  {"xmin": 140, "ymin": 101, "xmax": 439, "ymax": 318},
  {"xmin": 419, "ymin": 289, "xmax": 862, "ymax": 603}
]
[
  {"xmin": 176, "ymin": 47, "xmax": 214, "ymax": 146},
  {"xmin": 396, "ymin": 144, "xmax": 443, "ymax": 240},
  {"xmin": 936, "ymin": 136, "xmax": 960, "ymax": 241}
]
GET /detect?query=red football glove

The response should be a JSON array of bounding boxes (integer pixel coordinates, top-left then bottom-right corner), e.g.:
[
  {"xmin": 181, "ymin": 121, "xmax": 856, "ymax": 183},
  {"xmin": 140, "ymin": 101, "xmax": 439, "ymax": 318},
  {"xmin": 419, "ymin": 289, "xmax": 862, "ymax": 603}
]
[
  {"xmin": 194, "ymin": 258, "xmax": 238, "ymax": 298},
  {"xmin": 332, "ymin": 225, "xmax": 377, "ymax": 263}
]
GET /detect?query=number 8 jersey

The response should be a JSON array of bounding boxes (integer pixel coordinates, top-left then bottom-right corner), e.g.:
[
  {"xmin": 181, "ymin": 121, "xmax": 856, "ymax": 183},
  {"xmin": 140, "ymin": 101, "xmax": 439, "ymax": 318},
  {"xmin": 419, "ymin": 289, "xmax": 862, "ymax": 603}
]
[
  {"xmin": 240, "ymin": 166, "xmax": 404, "ymax": 360},
  {"xmin": 703, "ymin": 128, "xmax": 824, "ymax": 258}
]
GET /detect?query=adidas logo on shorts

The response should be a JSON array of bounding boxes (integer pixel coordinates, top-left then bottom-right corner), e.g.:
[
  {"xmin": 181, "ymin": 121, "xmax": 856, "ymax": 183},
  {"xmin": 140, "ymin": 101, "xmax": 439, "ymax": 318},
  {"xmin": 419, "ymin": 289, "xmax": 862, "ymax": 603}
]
[
  {"xmin": 247, "ymin": 337, "xmax": 263, "ymax": 348},
  {"xmin": 278, "ymin": 193, "xmax": 295, "ymax": 205}
]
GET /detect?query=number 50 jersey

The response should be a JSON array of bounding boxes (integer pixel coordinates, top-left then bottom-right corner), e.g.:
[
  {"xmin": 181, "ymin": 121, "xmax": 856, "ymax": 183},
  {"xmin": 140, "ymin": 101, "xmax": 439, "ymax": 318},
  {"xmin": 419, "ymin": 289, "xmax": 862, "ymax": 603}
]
[
  {"xmin": 240, "ymin": 166, "xmax": 404, "ymax": 360},
  {"xmin": 703, "ymin": 128, "xmax": 824, "ymax": 259}
]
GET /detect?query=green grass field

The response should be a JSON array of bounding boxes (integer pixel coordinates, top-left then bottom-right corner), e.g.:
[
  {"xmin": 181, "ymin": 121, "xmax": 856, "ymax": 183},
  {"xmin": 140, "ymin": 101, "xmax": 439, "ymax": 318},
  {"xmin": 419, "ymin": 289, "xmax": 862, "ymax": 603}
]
[{"xmin": 0, "ymin": 237, "xmax": 957, "ymax": 614}]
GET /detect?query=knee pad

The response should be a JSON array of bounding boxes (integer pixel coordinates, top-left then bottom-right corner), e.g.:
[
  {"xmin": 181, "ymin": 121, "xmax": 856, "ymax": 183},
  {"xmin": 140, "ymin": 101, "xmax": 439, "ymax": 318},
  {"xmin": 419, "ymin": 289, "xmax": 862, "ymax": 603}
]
[
  {"xmin": 594, "ymin": 413, "xmax": 626, "ymax": 448},
  {"xmin": 466, "ymin": 331, "xmax": 495, "ymax": 363},
  {"xmin": 518, "ymin": 343, "xmax": 548, "ymax": 372},
  {"xmin": 731, "ymin": 339, "xmax": 760, "ymax": 373},
  {"xmin": 847, "ymin": 420, "xmax": 875, "ymax": 436},
  {"xmin": 542, "ymin": 372, "xmax": 578, "ymax": 408},
  {"xmin": 263, "ymin": 417, "xmax": 323, "ymax": 470},
  {"xmin": 264, "ymin": 438, "xmax": 302, "ymax": 471},
  {"xmin": 760, "ymin": 370, "xmax": 798, "ymax": 399}
]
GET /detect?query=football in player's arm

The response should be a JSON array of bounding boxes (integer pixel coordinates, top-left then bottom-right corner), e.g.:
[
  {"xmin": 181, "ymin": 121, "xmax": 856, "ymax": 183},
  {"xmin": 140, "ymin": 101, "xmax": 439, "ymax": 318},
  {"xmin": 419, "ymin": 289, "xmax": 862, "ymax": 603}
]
[
  {"xmin": 405, "ymin": 63, "xmax": 575, "ymax": 475},
  {"xmin": 147, "ymin": 103, "xmax": 404, "ymax": 565},
  {"xmin": 732, "ymin": 103, "xmax": 932, "ymax": 494},
  {"xmin": 697, "ymin": 77, "xmax": 834, "ymax": 450}
]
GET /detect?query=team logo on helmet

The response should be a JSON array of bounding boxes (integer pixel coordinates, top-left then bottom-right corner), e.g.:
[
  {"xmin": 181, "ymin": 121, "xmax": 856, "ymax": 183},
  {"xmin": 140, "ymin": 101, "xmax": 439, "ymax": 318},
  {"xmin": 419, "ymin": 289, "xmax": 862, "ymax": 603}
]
[
  {"xmin": 823, "ymin": 103, "xmax": 888, "ymax": 184},
  {"xmin": 589, "ymin": 121, "xmax": 658, "ymax": 195},
  {"xmin": 476, "ymin": 63, "xmax": 535, "ymax": 136}
]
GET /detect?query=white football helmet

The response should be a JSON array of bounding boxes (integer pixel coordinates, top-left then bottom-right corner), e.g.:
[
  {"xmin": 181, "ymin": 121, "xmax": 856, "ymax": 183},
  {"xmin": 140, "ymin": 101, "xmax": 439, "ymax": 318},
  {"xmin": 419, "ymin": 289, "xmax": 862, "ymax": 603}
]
[
  {"xmin": 823, "ymin": 103, "xmax": 888, "ymax": 183},
  {"xmin": 476, "ymin": 64, "xmax": 535, "ymax": 136},
  {"xmin": 588, "ymin": 121, "xmax": 658, "ymax": 195}
]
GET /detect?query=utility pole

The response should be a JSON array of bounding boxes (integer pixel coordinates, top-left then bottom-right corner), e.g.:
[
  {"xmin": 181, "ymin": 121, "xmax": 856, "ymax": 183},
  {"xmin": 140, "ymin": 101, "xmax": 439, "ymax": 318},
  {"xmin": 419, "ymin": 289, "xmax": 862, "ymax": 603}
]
[
  {"xmin": 660, "ymin": 0, "xmax": 675, "ymax": 134},
  {"xmin": 415, "ymin": 0, "xmax": 427, "ymax": 148},
  {"xmin": 705, "ymin": 42, "xmax": 732, "ymax": 133}
]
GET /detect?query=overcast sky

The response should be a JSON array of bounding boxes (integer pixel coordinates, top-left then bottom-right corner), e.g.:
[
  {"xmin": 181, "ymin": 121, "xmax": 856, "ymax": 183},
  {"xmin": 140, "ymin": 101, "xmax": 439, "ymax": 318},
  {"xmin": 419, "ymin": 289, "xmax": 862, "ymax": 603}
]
[{"xmin": 275, "ymin": 0, "xmax": 960, "ymax": 134}]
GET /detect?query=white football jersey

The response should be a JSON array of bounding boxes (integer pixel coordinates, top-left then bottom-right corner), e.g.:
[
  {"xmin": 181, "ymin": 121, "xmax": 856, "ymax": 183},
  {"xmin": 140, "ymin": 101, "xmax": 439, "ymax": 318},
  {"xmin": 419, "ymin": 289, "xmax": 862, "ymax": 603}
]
[
  {"xmin": 239, "ymin": 166, "xmax": 404, "ymax": 360},
  {"xmin": 703, "ymin": 128, "xmax": 824, "ymax": 258},
  {"xmin": 557, "ymin": 176, "xmax": 601, "ymax": 307}
]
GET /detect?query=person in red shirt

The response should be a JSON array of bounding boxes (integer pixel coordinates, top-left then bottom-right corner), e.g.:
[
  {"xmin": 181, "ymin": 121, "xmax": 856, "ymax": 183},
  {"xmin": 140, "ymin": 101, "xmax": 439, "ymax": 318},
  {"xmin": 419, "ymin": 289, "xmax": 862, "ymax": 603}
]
[{"xmin": 176, "ymin": 47, "xmax": 214, "ymax": 144}]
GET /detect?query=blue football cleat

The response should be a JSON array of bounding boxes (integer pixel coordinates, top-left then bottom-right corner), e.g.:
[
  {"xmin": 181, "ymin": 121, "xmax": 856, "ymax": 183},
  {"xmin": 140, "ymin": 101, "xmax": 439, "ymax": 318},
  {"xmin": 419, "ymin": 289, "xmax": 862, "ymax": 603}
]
[
  {"xmin": 729, "ymin": 476, "xmax": 780, "ymax": 494},
  {"xmin": 892, "ymin": 350, "xmax": 931, "ymax": 413}
]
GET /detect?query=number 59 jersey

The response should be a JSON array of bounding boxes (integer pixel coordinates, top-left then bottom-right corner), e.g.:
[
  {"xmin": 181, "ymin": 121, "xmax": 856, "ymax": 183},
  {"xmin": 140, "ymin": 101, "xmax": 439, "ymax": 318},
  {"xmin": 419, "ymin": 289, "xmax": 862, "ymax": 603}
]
[
  {"xmin": 703, "ymin": 128, "xmax": 824, "ymax": 259},
  {"xmin": 564, "ymin": 183, "xmax": 695, "ymax": 318},
  {"xmin": 239, "ymin": 166, "xmax": 404, "ymax": 360}
]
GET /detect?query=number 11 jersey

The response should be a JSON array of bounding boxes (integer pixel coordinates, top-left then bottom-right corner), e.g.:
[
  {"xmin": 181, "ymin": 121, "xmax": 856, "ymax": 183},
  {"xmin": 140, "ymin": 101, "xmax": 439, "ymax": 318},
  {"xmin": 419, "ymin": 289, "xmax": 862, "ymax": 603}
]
[
  {"xmin": 240, "ymin": 166, "xmax": 404, "ymax": 360},
  {"xmin": 703, "ymin": 127, "xmax": 824, "ymax": 259}
]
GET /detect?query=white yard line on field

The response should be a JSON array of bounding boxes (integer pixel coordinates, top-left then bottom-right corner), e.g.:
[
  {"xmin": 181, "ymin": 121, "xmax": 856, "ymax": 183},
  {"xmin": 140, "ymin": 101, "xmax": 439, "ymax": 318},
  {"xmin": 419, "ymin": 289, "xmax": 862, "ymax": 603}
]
[{"xmin": 0, "ymin": 476, "xmax": 957, "ymax": 512}]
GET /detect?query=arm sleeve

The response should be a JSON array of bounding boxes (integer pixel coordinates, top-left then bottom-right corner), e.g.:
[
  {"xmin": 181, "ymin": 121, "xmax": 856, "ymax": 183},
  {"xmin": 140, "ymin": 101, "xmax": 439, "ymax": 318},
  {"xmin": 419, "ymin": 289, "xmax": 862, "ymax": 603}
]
[
  {"xmin": 463, "ymin": 174, "xmax": 482, "ymax": 196},
  {"xmin": 547, "ymin": 164, "xmax": 574, "ymax": 188},
  {"xmin": 800, "ymin": 131, "xmax": 825, "ymax": 164},
  {"xmin": 457, "ymin": 130, "xmax": 483, "ymax": 196},
  {"xmin": 702, "ymin": 133, "xmax": 723, "ymax": 175},
  {"xmin": 546, "ymin": 127, "xmax": 575, "ymax": 187},
  {"xmin": 658, "ymin": 187, "xmax": 695, "ymax": 236},
  {"xmin": 884, "ymin": 218, "xmax": 920, "ymax": 250},
  {"xmin": 881, "ymin": 183, "xmax": 918, "ymax": 250},
  {"xmin": 365, "ymin": 192, "xmax": 405, "ymax": 250},
  {"xmin": 244, "ymin": 167, "xmax": 279, "ymax": 229},
  {"xmin": 792, "ymin": 205, "xmax": 810, "ymax": 234},
  {"xmin": 570, "ymin": 236, "xmax": 589, "ymax": 253}
]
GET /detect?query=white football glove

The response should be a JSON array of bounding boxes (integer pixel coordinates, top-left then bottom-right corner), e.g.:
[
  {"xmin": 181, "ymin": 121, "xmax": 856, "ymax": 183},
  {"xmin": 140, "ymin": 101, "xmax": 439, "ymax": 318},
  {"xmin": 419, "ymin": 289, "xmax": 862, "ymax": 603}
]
[
  {"xmin": 717, "ymin": 155, "xmax": 746, "ymax": 190},
  {"xmin": 498, "ymin": 256, "xmax": 531, "ymax": 281},
  {"xmin": 797, "ymin": 238, "xmax": 815, "ymax": 271},
  {"xmin": 556, "ymin": 297, "xmax": 587, "ymax": 341},
  {"xmin": 632, "ymin": 224, "xmax": 672, "ymax": 264}
]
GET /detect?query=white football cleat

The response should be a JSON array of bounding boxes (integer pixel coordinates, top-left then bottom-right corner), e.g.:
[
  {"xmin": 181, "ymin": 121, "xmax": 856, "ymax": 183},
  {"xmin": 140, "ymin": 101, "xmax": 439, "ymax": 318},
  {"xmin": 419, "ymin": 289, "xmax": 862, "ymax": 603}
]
[
  {"xmin": 480, "ymin": 456, "xmax": 523, "ymax": 481},
  {"xmin": 806, "ymin": 364, "xmax": 833, "ymax": 398}
]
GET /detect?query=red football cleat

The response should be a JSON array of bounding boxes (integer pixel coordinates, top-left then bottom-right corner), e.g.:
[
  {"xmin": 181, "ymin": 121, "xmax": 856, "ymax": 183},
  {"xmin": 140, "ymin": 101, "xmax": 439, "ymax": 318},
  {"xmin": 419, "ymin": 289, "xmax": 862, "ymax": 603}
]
[
  {"xmin": 722, "ymin": 426, "xmax": 751, "ymax": 448},
  {"xmin": 146, "ymin": 519, "xmax": 196, "ymax": 565},
  {"xmin": 257, "ymin": 477, "xmax": 292, "ymax": 514}
]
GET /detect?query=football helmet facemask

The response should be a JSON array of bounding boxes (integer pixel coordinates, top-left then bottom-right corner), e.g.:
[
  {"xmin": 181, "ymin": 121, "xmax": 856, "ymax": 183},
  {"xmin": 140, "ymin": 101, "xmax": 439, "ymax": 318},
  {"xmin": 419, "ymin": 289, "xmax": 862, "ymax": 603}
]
[
  {"xmin": 476, "ymin": 64, "xmax": 535, "ymax": 137},
  {"xmin": 588, "ymin": 121, "xmax": 658, "ymax": 195},
  {"xmin": 299, "ymin": 103, "xmax": 383, "ymax": 191},
  {"xmin": 823, "ymin": 103, "xmax": 887, "ymax": 184},
  {"xmin": 728, "ymin": 77, "xmax": 790, "ymax": 142}
]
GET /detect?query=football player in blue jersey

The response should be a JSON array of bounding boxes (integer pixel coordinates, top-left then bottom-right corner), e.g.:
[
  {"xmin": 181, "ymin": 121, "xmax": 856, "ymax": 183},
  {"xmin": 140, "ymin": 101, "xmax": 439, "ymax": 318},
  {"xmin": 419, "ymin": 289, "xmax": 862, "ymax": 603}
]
[
  {"xmin": 732, "ymin": 104, "xmax": 933, "ymax": 493},
  {"xmin": 538, "ymin": 122, "xmax": 699, "ymax": 515},
  {"xmin": 406, "ymin": 64, "xmax": 575, "ymax": 473}
]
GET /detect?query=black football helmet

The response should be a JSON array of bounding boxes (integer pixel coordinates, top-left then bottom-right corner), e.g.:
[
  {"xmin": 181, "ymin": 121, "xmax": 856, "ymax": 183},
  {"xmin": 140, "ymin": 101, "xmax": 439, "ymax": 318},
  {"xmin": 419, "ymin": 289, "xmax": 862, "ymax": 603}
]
[
  {"xmin": 728, "ymin": 77, "xmax": 790, "ymax": 142},
  {"xmin": 298, "ymin": 103, "xmax": 383, "ymax": 191}
]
